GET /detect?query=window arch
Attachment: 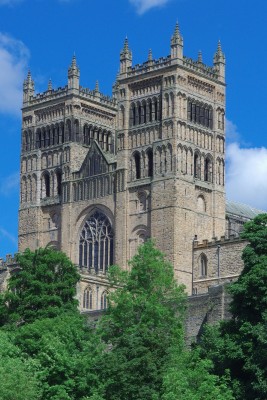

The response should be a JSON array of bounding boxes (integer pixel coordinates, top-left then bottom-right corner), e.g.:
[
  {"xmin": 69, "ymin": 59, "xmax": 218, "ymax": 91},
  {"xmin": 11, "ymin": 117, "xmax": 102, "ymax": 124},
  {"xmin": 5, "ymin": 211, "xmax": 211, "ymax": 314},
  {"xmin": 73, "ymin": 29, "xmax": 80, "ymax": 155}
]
[
  {"xmin": 83, "ymin": 286, "xmax": 93, "ymax": 310},
  {"xmin": 204, "ymin": 156, "xmax": 212, "ymax": 182},
  {"xmin": 42, "ymin": 172, "xmax": 50, "ymax": 198},
  {"xmin": 134, "ymin": 152, "xmax": 141, "ymax": 179},
  {"xmin": 79, "ymin": 211, "xmax": 114, "ymax": 273},
  {"xmin": 147, "ymin": 148, "xmax": 153, "ymax": 177},
  {"xmin": 194, "ymin": 152, "xmax": 201, "ymax": 179},
  {"xmin": 200, "ymin": 254, "xmax": 207, "ymax": 278},
  {"xmin": 101, "ymin": 291, "xmax": 108, "ymax": 310}
]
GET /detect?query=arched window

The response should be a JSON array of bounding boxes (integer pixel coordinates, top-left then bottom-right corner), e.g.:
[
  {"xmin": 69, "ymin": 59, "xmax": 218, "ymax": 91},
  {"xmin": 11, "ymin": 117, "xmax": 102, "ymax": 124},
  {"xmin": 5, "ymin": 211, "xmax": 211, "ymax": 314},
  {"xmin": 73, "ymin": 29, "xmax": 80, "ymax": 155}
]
[
  {"xmin": 42, "ymin": 172, "xmax": 50, "ymax": 198},
  {"xmin": 79, "ymin": 211, "xmax": 113, "ymax": 273},
  {"xmin": 134, "ymin": 152, "xmax": 141, "ymax": 180},
  {"xmin": 194, "ymin": 153, "xmax": 200, "ymax": 179},
  {"xmin": 147, "ymin": 148, "xmax": 153, "ymax": 177},
  {"xmin": 56, "ymin": 170, "xmax": 62, "ymax": 196},
  {"xmin": 200, "ymin": 254, "xmax": 207, "ymax": 278},
  {"xmin": 204, "ymin": 157, "xmax": 212, "ymax": 182},
  {"xmin": 83, "ymin": 287, "xmax": 93, "ymax": 310},
  {"xmin": 101, "ymin": 291, "xmax": 108, "ymax": 310}
]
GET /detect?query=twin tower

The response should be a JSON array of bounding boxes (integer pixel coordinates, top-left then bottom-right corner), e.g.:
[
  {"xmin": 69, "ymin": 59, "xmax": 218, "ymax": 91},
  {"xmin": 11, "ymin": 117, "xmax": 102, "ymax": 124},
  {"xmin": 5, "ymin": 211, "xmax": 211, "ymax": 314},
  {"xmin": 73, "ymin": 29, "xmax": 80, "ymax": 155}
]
[{"xmin": 20, "ymin": 25, "xmax": 226, "ymax": 310}]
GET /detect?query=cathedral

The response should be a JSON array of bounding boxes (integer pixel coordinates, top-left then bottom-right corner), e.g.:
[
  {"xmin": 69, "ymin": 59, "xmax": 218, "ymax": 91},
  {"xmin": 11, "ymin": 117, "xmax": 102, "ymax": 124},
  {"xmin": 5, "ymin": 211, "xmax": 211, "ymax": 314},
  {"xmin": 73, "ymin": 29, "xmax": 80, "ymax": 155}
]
[{"xmin": 18, "ymin": 24, "xmax": 258, "ymax": 311}]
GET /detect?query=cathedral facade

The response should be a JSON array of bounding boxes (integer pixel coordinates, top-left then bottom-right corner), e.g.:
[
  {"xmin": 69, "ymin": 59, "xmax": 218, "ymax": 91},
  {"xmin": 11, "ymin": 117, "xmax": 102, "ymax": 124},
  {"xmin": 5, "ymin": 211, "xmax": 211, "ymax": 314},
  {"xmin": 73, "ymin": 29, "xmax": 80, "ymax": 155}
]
[{"xmin": 19, "ymin": 25, "xmax": 246, "ymax": 310}]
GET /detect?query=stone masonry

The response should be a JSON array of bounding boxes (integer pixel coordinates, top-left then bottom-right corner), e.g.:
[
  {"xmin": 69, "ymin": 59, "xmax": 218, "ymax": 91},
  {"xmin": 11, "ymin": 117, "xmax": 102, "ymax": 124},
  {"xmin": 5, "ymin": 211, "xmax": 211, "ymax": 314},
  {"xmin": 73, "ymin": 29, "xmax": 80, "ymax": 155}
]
[{"xmin": 18, "ymin": 23, "xmax": 253, "ymax": 312}]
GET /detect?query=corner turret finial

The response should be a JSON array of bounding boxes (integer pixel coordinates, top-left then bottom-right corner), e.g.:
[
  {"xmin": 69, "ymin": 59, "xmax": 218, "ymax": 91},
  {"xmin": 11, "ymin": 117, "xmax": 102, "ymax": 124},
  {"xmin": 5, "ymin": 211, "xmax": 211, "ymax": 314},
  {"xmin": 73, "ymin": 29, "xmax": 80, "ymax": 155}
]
[
  {"xmin": 198, "ymin": 50, "xmax": 203, "ymax": 63},
  {"xmin": 68, "ymin": 54, "xmax": 80, "ymax": 90},
  {"xmin": 213, "ymin": 40, "xmax": 226, "ymax": 81},
  {"xmin": 48, "ymin": 78, "xmax": 52, "ymax": 91},
  {"xmin": 120, "ymin": 36, "xmax": 132, "ymax": 74},
  {"xmin": 71, "ymin": 53, "xmax": 77, "ymax": 67},
  {"xmin": 95, "ymin": 80, "xmax": 99, "ymax": 92},
  {"xmin": 170, "ymin": 21, "xmax": 183, "ymax": 60},
  {"xmin": 148, "ymin": 48, "xmax": 153, "ymax": 62},
  {"xmin": 23, "ymin": 70, "xmax": 35, "ymax": 103}
]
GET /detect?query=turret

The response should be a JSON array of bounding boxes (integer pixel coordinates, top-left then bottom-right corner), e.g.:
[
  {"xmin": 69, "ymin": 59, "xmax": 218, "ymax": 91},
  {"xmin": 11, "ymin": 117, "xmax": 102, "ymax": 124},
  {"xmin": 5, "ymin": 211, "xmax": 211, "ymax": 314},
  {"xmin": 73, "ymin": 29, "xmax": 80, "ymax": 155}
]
[
  {"xmin": 23, "ymin": 71, "xmax": 35, "ymax": 104},
  {"xmin": 68, "ymin": 55, "xmax": 80, "ymax": 90},
  {"xmin": 48, "ymin": 78, "xmax": 52, "ymax": 91},
  {"xmin": 170, "ymin": 22, "xmax": 183, "ymax": 60},
  {"xmin": 120, "ymin": 37, "xmax": 132, "ymax": 74},
  {"xmin": 213, "ymin": 41, "xmax": 226, "ymax": 82}
]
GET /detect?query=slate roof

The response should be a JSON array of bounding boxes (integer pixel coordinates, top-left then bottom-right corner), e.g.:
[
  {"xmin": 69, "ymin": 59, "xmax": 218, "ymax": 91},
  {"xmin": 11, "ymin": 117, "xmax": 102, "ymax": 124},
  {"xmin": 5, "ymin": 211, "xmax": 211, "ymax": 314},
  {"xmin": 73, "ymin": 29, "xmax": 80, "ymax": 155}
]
[{"xmin": 226, "ymin": 200, "xmax": 266, "ymax": 220}]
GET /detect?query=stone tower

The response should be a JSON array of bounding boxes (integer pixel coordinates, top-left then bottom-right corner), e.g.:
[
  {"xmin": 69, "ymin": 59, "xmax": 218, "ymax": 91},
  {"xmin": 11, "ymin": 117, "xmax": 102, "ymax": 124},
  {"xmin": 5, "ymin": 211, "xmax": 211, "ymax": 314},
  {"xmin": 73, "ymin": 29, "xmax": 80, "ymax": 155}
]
[{"xmin": 19, "ymin": 25, "xmax": 226, "ymax": 309}]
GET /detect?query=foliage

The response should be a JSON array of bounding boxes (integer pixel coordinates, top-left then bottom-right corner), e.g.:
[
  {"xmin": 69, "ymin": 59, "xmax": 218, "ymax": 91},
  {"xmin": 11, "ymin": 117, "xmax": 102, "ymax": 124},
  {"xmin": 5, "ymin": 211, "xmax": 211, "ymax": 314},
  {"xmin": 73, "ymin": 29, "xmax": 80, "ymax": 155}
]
[
  {"xmin": 95, "ymin": 240, "xmax": 187, "ymax": 400},
  {"xmin": 200, "ymin": 213, "xmax": 267, "ymax": 400},
  {"xmin": 0, "ymin": 330, "xmax": 41, "ymax": 400},
  {"xmin": 162, "ymin": 347, "xmax": 234, "ymax": 400},
  {"xmin": 12, "ymin": 312, "xmax": 102, "ymax": 400},
  {"xmin": 1, "ymin": 247, "xmax": 80, "ymax": 324}
]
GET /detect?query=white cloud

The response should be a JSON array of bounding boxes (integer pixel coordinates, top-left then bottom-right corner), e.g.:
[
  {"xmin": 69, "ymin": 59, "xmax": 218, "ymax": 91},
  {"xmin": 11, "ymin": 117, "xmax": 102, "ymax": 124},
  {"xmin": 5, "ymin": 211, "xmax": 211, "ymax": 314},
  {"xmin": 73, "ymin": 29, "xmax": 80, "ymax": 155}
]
[
  {"xmin": 226, "ymin": 122, "xmax": 267, "ymax": 211},
  {"xmin": 129, "ymin": 0, "xmax": 171, "ymax": 14},
  {"xmin": 0, "ymin": 171, "xmax": 20, "ymax": 196},
  {"xmin": 0, "ymin": 33, "xmax": 29, "ymax": 116}
]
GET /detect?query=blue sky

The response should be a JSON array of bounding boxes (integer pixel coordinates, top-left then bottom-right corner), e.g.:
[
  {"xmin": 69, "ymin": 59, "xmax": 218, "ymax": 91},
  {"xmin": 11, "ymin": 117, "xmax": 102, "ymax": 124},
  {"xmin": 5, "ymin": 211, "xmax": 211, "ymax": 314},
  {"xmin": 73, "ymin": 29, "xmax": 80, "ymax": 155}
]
[{"xmin": 1, "ymin": 0, "xmax": 267, "ymax": 256}]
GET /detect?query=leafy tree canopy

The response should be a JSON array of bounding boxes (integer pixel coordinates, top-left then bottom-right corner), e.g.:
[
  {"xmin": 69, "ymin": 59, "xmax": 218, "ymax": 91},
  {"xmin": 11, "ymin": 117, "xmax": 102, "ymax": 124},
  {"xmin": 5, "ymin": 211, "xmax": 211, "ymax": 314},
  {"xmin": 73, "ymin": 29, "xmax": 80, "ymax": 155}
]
[
  {"xmin": 1, "ymin": 247, "xmax": 80, "ymax": 325},
  {"xmin": 200, "ymin": 213, "xmax": 267, "ymax": 400},
  {"xmin": 94, "ymin": 240, "xmax": 192, "ymax": 400}
]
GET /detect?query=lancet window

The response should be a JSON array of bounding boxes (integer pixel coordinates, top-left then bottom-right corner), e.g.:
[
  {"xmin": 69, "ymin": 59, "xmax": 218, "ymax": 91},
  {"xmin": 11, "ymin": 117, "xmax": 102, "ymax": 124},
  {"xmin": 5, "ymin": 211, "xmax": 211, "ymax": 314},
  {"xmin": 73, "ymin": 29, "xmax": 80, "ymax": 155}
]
[
  {"xmin": 79, "ymin": 211, "xmax": 114, "ymax": 273},
  {"xmin": 187, "ymin": 99, "xmax": 213, "ymax": 129},
  {"xmin": 83, "ymin": 286, "xmax": 93, "ymax": 310}
]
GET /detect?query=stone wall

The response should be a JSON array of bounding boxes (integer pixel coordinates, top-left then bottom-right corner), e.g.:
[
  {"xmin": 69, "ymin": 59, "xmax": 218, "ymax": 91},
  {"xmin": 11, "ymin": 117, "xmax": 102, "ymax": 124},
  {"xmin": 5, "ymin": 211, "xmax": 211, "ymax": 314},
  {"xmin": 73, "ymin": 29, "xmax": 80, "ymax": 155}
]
[{"xmin": 192, "ymin": 236, "xmax": 247, "ymax": 294}]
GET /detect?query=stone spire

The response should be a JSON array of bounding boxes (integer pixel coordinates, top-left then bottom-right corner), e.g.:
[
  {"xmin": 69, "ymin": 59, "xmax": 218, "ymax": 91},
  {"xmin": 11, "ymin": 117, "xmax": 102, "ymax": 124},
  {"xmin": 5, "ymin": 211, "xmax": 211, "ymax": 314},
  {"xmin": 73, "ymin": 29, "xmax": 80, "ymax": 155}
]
[
  {"xmin": 95, "ymin": 80, "xmax": 99, "ymax": 92},
  {"xmin": 48, "ymin": 78, "xmax": 52, "ymax": 91},
  {"xmin": 68, "ymin": 54, "xmax": 80, "ymax": 90},
  {"xmin": 148, "ymin": 48, "xmax": 153, "ymax": 61},
  {"xmin": 120, "ymin": 37, "xmax": 132, "ymax": 74},
  {"xmin": 198, "ymin": 50, "xmax": 203, "ymax": 63},
  {"xmin": 23, "ymin": 70, "xmax": 35, "ymax": 103},
  {"xmin": 171, "ymin": 22, "xmax": 183, "ymax": 60},
  {"xmin": 213, "ymin": 40, "xmax": 226, "ymax": 81}
]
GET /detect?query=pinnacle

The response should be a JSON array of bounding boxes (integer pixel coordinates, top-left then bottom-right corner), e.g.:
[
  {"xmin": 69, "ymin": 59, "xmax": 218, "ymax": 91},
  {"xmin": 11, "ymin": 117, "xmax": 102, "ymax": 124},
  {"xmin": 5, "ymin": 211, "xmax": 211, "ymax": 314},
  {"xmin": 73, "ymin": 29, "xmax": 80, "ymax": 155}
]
[
  {"xmin": 48, "ymin": 78, "xmax": 52, "ymax": 90},
  {"xmin": 198, "ymin": 50, "xmax": 203, "ymax": 63},
  {"xmin": 27, "ymin": 70, "xmax": 32, "ymax": 81},
  {"xmin": 71, "ymin": 54, "xmax": 77, "ymax": 68},
  {"xmin": 148, "ymin": 48, "xmax": 153, "ymax": 61},
  {"xmin": 95, "ymin": 80, "xmax": 99, "ymax": 92},
  {"xmin": 123, "ymin": 37, "xmax": 129, "ymax": 52},
  {"xmin": 174, "ymin": 21, "xmax": 180, "ymax": 38}
]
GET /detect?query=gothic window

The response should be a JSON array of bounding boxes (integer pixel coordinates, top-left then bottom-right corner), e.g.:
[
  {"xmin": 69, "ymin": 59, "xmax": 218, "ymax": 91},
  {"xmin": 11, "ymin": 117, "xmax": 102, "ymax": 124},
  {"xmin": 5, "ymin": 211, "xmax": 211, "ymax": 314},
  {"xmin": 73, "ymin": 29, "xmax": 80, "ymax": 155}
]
[
  {"xmin": 101, "ymin": 291, "xmax": 108, "ymax": 310},
  {"xmin": 197, "ymin": 195, "xmax": 206, "ymax": 213},
  {"xmin": 79, "ymin": 211, "xmax": 114, "ymax": 273},
  {"xmin": 35, "ymin": 130, "xmax": 41, "ymax": 149},
  {"xmin": 41, "ymin": 172, "xmax": 50, "ymax": 198},
  {"xmin": 66, "ymin": 119, "xmax": 72, "ymax": 141},
  {"xmin": 188, "ymin": 99, "xmax": 213, "ymax": 129},
  {"xmin": 56, "ymin": 170, "xmax": 62, "ymax": 196},
  {"xmin": 194, "ymin": 152, "xmax": 201, "ymax": 179},
  {"xmin": 200, "ymin": 254, "xmax": 207, "ymax": 278},
  {"xmin": 204, "ymin": 157, "xmax": 212, "ymax": 182},
  {"xmin": 74, "ymin": 120, "xmax": 79, "ymax": 142},
  {"xmin": 134, "ymin": 152, "xmax": 141, "ymax": 179},
  {"xmin": 147, "ymin": 148, "xmax": 153, "ymax": 177},
  {"xmin": 148, "ymin": 100, "xmax": 152, "ymax": 122},
  {"xmin": 83, "ymin": 286, "xmax": 93, "ymax": 310}
]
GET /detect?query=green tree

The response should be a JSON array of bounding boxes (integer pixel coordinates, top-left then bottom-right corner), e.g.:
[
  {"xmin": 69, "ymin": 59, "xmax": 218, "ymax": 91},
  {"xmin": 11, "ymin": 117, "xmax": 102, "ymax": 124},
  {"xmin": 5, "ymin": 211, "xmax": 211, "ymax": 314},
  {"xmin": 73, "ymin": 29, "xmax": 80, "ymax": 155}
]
[
  {"xmin": 1, "ymin": 247, "xmax": 80, "ymax": 324},
  {"xmin": 200, "ymin": 213, "xmax": 267, "ymax": 400},
  {"xmin": 13, "ymin": 312, "xmax": 102, "ymax": 400},
  {"xmin": 95, "ymin": 240, "xmax": 187, "ymax": 400},
  {"xmin": 162, "ymin": 348, "xmax": 234, "ymax": 400},
  {"xmin": 0, "ymin": 330, "xmax": 41, "ymax": 400}
]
